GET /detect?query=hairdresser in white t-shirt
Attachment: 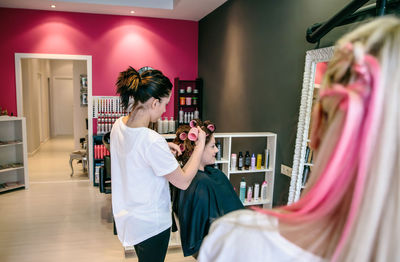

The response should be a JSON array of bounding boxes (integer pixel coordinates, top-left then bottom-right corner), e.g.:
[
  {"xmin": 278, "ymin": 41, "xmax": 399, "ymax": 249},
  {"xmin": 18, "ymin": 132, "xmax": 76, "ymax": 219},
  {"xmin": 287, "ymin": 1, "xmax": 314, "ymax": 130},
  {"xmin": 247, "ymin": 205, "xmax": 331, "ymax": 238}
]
[{"xmin": 110, "ymin": 66, "xmax": 205, "ymax": 262}]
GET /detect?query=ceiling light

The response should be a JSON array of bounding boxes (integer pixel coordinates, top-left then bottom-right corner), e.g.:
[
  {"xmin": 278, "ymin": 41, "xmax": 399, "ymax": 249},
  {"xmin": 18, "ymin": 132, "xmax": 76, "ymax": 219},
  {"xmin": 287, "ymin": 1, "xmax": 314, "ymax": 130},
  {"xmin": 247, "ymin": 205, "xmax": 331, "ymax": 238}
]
[
  {"xmin": 51, "ymin": 4, "xmax": 56, "ymax": 8},
  {"xmin": 130, "ymin": 10, "xmax": 135, "ymax": 14}
]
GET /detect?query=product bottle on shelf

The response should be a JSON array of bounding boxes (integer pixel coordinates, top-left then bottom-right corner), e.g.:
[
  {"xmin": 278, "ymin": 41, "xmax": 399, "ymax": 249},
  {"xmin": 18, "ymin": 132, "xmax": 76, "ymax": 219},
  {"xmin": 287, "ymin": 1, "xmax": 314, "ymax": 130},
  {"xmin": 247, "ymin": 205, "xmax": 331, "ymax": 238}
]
[
  {"xmin": 239, "ymin": 177, "xmax": 246, "ymax": 203},
  {"xmin": 256, "ymin": 154, "xmax": 262, "ymax": 169},
  {"xmin": 247, "ymin": 186, "xmax": 253, "ymax": 202},
  {"xmin": 216, "ymin": 141, "xmax": 222, "ymax": 160},
  {"xmin": 261, "ymin": 181, "xmax": 268, "ymax": 200},
  {"xmin": 231, "ymin": 153, "xmax": 237, "ymax": 171},
  {"xmin": 194, "ymin": 108, "xmax": 199, "ymax": 119},
  {"xmin": 168, "ymin": 117, "xmax": 175, "ymax": 134},
  {"xmin": 254, "ymin": 183, "xmax": 260, "ymax": 201},
  {"xmin": 179, "ymin": 109, "xmax": 184, "ymax": 124},
  {"xmin": 238, "ymin": 151, "xmax": 244, "ymax": 170},
  {"xmin": 157, "ymin": 118, "xmax": 163, "ymax": 134},
  {"xmin": 244, "ymin": 151, "xmax": 251, "ymax": 170},
  {"xmin": 265, "ymin": 148, "xmax": 270, "ymax": 169},
  {"xmin": 163, "ymin": 117, "xmax": 169, "ymax": 133},
  {"xmin": 251, "ymin": 153, "xmax": 256, "ymax": 170}
]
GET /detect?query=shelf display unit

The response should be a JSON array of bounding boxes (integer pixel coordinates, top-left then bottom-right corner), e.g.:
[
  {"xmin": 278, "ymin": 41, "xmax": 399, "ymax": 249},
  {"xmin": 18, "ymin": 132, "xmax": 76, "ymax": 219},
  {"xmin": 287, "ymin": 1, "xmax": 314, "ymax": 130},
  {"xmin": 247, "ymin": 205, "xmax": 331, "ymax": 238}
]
[
  {"xmin": 162, "ymin": 132, "xmax": 277, "ymax": 208},
  {"xmin": 0, "ymin": 117, "xmax": 29, "ymax": 193},
  {"xmin": 173, "ymin": 78, "xmax": 203, "ymax": 126}
]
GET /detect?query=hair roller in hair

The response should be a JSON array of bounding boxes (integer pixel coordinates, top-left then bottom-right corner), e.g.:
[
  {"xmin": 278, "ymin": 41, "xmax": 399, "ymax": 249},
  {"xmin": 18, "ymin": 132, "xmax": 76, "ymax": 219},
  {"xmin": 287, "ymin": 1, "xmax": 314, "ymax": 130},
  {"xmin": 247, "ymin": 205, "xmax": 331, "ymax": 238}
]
[
  {"xmin": 188, "ymin": 127, "xmax": 199, "ymax": 141},
  {"xmin": 179, "ymin": 132, "xmax": 187, "ymax": 141}
]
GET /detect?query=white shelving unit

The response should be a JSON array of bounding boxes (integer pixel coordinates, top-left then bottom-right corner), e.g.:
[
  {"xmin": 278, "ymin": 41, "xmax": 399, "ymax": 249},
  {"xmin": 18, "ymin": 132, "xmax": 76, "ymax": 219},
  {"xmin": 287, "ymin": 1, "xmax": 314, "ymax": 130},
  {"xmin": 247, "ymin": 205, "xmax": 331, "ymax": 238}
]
[
  {"xmin": 0, "ymin": 117, "xmax": 29, "ymax": 193},
  {"xmin": 162, "ymin": 132, "xmax": 277, "ymax": 208}
]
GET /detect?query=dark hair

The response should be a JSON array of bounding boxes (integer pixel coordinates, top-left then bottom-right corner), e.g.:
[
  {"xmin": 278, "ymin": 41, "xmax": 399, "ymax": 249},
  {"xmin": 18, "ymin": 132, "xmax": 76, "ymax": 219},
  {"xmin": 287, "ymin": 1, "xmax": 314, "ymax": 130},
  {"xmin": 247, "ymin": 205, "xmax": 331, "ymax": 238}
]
[
  {"xmin": 116, "ymin": 66, "xmax": 172, "ymax": 111},
  {"xmin": 173, "ymin": 119, "xmax": 216, "ymax": 166}
]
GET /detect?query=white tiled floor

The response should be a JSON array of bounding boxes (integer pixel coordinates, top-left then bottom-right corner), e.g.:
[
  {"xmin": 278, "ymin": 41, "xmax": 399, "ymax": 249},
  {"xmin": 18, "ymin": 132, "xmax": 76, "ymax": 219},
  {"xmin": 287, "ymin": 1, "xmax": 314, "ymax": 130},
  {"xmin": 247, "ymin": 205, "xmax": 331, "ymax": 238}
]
[{"xmin": 0, "ymin": 137, "xmax": 193, "ymax": 262}]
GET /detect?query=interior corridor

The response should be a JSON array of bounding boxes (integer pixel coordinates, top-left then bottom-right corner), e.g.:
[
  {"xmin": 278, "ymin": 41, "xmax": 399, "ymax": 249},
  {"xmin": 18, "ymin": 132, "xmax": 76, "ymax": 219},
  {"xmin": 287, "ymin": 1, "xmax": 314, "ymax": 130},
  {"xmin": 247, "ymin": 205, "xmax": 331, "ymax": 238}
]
[{"xmin": 28, "ymin": 136, "xmax": 88, "ymax": 182}]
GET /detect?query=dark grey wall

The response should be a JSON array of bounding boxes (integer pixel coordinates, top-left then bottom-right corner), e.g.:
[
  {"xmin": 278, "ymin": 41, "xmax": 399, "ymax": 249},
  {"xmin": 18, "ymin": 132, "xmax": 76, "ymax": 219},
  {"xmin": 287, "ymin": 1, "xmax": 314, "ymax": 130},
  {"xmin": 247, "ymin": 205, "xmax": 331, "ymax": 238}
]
[{"xmin": 198, "ymin": 0, "xmax": 355, "ymax": 205}]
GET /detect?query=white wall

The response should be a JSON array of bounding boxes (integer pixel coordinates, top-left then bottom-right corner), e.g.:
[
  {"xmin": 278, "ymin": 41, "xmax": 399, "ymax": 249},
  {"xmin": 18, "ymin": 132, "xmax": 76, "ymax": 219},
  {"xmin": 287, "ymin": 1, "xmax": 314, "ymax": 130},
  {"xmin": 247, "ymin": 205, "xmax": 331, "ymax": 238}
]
[
  {"xmin": 50, "ymin": 60, "xmax": 73, "ymax": 137},
  {"xmin": 73, "ymin": 61, "xmax": 88, "ymax": 149},
  {"xmin": 22, "ymin": 59, "xmax": 51, "ymax": 154}
]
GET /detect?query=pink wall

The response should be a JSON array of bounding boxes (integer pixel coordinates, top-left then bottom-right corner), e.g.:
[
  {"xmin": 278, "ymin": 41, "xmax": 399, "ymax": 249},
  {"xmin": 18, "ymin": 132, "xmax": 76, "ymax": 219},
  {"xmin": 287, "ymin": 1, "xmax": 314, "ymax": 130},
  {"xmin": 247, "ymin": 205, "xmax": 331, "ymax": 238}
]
[{"xmin": 0, "ymin": 8, "xmax": 198, "ymax": 118}]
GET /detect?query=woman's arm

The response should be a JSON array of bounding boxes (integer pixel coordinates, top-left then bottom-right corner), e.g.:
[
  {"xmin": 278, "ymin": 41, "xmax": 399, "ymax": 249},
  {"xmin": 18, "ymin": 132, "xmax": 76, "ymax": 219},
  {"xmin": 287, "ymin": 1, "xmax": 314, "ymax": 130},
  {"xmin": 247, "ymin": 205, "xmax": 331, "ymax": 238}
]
[{"xmin": 165, "ymin": 127, "xmax": 205, "ymax": 190}]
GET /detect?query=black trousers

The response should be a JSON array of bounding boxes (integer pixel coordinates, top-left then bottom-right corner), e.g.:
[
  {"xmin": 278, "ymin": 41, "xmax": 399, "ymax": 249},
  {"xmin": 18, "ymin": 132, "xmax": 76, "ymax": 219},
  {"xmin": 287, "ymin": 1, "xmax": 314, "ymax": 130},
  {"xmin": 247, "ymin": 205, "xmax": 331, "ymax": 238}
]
[{"xmin": 134, "ymin": 227, "xmax": 171, "ymax": 262}]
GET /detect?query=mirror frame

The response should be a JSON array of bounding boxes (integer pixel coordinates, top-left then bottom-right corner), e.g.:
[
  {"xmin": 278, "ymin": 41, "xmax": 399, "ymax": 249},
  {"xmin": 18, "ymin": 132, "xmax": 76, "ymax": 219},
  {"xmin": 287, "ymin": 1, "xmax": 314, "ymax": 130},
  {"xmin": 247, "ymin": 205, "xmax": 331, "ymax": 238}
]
[{"xmin": 287, "ymin": 46, "xmax": 334, "ymax": 204}]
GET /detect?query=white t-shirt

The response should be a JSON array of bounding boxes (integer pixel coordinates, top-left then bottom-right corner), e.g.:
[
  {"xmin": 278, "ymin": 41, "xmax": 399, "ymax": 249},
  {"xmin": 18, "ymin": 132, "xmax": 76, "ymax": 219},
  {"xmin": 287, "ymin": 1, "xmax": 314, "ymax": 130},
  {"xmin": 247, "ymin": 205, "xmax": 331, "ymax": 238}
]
[
  {"xmin": 110, "ymin": 117, "xmax": 179, "ymax": 246},
  {"xmin": 198, "ymin": 210, "xmax": 325, "ymax": 262}
]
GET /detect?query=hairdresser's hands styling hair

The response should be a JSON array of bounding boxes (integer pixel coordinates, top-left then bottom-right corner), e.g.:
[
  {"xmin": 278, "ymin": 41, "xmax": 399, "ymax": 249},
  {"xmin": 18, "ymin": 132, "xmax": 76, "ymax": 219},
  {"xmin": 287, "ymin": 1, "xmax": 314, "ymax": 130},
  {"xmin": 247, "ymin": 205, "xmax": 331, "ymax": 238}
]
[
  {"xmin": 165, "ymin": 127, "xmax": 205, "ymax": 190},
  {"xmin": 168, "ymin": 142, "xmax": 182, "ymax": 157}
]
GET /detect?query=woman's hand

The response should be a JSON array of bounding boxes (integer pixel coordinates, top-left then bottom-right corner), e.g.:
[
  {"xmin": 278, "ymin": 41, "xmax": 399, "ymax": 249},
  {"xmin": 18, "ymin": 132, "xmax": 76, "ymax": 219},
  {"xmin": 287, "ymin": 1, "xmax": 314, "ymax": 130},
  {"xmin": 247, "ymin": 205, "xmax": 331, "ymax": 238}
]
[
  {"xmin": 168, "ymin": 142, "xmax": 182, "ymax": 156},
  {"xmin": 195, "ymin": 127, "xmax": 206, "ymax": 146}
]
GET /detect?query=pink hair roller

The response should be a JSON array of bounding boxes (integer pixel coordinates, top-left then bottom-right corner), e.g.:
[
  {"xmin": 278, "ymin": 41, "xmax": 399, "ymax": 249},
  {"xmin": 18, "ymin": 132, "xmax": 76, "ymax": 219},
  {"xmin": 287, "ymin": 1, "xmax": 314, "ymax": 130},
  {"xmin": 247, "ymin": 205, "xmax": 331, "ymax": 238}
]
[
  {"xmin": 179, "ymin": 132, "xmax": 187, "ymax": 141},
  {"xmin": 179, "ymin": 143, "xmax": 185, "ymax": 152},
  {"xmin": 189, "ymin": 119, "xmax": 197, "ymax": 128},
  {"xmin": 188, "ymin": 127, "xmax": 198, "ymax": 141},
  {"xmin": 207, "ymin": 124, "xmax": 215, "ymax": 132}
]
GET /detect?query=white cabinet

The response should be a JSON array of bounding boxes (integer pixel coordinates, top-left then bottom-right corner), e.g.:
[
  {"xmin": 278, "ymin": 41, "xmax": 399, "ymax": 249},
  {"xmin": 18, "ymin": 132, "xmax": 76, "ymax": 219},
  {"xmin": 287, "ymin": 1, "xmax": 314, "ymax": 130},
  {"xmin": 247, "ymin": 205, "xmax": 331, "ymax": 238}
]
[
  {"xmin": 163, "ymin": 132, "xmax": 277, "ymax": 208},
  {"xmin": 214, "ymin": 133, "xmax": 276, "ymax": 208},
  {"xmin": 0, "ymin": 117, "xmax": 29, "ymax": 193}
]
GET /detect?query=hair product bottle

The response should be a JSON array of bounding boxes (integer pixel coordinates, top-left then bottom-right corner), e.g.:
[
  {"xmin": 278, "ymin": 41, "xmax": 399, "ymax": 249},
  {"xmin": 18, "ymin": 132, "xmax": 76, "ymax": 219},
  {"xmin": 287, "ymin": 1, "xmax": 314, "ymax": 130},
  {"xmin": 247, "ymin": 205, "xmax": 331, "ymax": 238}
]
[
  {"xmin": 244, "ymin": 151, "xmax": 251, "ymax": 170},
  {"xmin": 194, "ymin": 108, "xmax": 199, "ymax": 119},
  {"xmin": 238, "ymin": 152, "xmax": 244, "ymax": 170},
  {"xmin": 254, "ymin": 183, "xmax": 260, "ymax": 201},
  {"xmin": 239, "ymin": 177, "xmax": 246, "ymax": 203},
  {"xmin": 179, "ymin": 109, "xmax": 184, "ymax": 124},
  {"xmin": 265, "ymin": 148, "xmax": 270, "ymax": 169},
  {"xmin": 247, "ymin": 186, "xmax": 253, "ymax": 202},
  {"xmin": 157, "ymin": 118, "xmax": 163, "ymax": 134},
  {"xmin": 168, "ymin": 117, "xmax": 175, "ymax": 133},
  {"xmin": 163, "ymin": 117, "xmax": 169, "ymax": 133},
  {"xmin": 261, "ymin": 181, "xmax": 268, "ymax": 200},
  {"xmin": 231, "ymin": 154, "xmax": 237, "ymax": 171},
  {"xmin": 216, "ymin": 141, "xmax": 222, "ymax": 160},
  {"xmin": 256, "ymin": 154, "xmax": 262, "ymax": 169},
  {"xmin": 251, "ymin": 154, "xmax": 256, "ymax": 170}
]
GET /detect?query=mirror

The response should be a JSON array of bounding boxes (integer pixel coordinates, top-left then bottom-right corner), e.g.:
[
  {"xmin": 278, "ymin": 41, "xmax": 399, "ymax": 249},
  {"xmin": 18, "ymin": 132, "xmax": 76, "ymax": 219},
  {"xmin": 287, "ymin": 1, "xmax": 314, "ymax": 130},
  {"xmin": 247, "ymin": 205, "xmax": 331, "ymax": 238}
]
[{"xmin": 287, "ymin": 46, "xmax": 334, "ymax": 204}]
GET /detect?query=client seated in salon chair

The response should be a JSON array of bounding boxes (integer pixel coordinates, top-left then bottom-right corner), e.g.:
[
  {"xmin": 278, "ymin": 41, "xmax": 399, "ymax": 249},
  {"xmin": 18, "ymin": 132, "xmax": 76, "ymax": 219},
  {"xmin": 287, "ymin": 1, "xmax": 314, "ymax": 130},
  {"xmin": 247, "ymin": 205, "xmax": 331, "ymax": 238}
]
[{"xmin": 170, "ymin": 119, "xmax": 243, "ymax": 258}]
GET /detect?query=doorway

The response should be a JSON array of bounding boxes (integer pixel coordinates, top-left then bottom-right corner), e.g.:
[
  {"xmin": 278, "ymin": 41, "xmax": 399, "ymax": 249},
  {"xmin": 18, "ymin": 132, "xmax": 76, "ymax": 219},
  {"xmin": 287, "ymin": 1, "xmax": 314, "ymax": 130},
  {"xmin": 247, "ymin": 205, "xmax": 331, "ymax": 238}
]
[{"xmin": 15, "ymin": 54, "xmax": 93, "ymax": 183}]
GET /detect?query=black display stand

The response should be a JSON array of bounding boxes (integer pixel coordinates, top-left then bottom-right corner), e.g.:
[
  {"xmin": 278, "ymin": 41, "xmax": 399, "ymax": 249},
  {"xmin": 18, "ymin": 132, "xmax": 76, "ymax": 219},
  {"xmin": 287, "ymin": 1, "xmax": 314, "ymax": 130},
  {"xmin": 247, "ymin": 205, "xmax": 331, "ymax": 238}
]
[{"xmin": 92, "ymin": 135, "xmax": 103, "ymax": 186}]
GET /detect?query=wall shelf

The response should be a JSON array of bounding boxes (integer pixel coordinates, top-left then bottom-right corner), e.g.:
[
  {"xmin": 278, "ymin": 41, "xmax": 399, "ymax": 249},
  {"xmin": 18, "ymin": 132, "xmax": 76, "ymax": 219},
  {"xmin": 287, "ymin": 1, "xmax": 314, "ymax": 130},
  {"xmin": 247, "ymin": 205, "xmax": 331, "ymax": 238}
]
[{"xmin": 0, "ymin": 117, "xmax": 29, "ymax": 193}]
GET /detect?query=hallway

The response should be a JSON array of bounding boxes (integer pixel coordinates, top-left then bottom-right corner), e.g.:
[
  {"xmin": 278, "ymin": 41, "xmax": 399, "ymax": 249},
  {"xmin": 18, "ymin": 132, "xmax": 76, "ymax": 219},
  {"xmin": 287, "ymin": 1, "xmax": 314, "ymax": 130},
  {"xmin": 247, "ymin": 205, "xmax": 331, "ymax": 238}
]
[{"xmin": 28, "ymin": 136, "xmax": 88, "ymax": 182}]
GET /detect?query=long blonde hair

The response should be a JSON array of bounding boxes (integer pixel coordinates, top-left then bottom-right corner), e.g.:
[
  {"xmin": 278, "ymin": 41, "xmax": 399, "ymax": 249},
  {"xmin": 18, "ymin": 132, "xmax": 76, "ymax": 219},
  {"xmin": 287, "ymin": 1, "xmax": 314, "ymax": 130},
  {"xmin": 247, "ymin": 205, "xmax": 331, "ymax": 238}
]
[{"xmin": 256, "ymin": 16, "xmax": 400, "ymax": 261}]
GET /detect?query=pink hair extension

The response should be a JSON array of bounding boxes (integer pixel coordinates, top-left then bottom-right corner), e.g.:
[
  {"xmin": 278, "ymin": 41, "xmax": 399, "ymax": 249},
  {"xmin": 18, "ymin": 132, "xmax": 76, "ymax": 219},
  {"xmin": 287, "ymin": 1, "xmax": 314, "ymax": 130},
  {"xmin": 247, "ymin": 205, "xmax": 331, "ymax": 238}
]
[{"xmin": 253, "ymin": 54, "xmax": 382, "ymax": 260}]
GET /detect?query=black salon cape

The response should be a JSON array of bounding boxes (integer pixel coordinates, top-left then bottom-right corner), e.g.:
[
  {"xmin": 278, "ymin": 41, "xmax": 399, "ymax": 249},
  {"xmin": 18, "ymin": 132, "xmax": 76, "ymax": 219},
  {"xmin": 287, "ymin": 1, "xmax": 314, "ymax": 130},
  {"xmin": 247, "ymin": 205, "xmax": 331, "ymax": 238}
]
[{"xmin": 171, "ymin": 166, "xmax": 244, "ymax": 257}]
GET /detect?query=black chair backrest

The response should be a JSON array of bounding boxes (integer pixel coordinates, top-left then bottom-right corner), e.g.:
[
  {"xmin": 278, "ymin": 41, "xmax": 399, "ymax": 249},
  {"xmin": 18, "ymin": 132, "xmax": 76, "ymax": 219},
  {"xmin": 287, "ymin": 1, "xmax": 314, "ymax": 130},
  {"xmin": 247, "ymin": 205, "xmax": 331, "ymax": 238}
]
[{"xmin": 104, "ymin": 155, "xmax": 111, "ymax": 180}]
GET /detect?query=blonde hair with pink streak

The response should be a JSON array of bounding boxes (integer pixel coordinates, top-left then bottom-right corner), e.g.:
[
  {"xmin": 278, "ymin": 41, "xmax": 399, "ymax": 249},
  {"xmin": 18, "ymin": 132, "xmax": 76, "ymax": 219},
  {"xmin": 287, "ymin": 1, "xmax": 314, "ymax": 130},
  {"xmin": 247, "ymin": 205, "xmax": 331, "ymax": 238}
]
[{"xmin": 255, "ymin": 16, "xmax": 400, "ymax": 261}]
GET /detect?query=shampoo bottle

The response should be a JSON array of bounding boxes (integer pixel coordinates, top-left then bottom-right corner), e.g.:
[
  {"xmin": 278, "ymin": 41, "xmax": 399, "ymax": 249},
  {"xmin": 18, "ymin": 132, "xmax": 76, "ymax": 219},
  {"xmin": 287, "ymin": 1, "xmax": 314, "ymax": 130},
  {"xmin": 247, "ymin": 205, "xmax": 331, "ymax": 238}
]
[{"xmin": 239, "ymin": 177, "xmax": 246, "ymax": 203}]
